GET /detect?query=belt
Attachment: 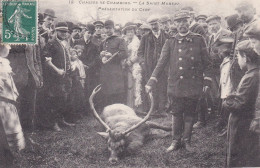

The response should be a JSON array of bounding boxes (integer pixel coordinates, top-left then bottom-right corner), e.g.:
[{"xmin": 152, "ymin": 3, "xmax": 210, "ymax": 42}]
[{"xmin": 0, "ymin": 96, "xmax": 18, "ymax": 106}]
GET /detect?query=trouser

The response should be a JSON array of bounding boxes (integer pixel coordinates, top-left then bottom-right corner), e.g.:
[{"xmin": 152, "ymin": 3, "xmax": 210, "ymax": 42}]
[
  {"xmin": 19, "ymin": 73, "xmax": 37, "ymax": 130},
  {"xmin": 226, "ymin": 113, "xmax": 259, "ymax": 167},
  {"xmin": 217, "ymin": 99, "xmax": 230, "ymax": 131},
  {"xmin": 195, "ymin": 96, "xmax": 208, "ymax": 124},
  {"xmin": 170, "ymin": 97, "xmax": 199, "ymax": 142},
  {"xmin": 0, "ymin": 117, "xmax": 14, "ymax": 167},
  {"xmin": 143, "ymin": 73, "xmax": 168, "ymax": 113}
]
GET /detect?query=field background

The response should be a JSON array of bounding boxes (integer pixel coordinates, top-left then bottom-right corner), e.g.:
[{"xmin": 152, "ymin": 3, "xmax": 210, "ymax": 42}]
[{"xmin": 15, "ymin": 116, "xmax": 226, "ymax": 168}]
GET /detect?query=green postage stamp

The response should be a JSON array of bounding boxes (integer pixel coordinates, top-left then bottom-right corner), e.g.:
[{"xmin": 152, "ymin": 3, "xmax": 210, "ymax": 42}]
[{"xmin": 1, "ymin": 1, "xmax": 37, "ymax": 44}]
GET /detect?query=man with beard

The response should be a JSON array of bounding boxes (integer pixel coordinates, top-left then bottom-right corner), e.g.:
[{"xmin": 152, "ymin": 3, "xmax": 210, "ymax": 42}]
[
  {"xmin": 137, "ymin": 15, "xmax": 169, "ymax": 116},
  {"xmin": 69, "ymin": 24, "xmax": 82, "ymax": 47},
  {"xmin": 235, "ymin": 1, "xmax": 258, "ymax": 41},
  {"xmin": 145, "ymin": 11, "xmax": 212, "ymax": 152},
  {"xmin": 99, "ymin": 20, "xmax": 128, "ymax": 107},
  {"xmin": 92, "ymin": 21, "xmax": 105, "ymax": 47},
  {"xmin": 42, "ymin": 22, "xmax": 73, "ymax": 131}
]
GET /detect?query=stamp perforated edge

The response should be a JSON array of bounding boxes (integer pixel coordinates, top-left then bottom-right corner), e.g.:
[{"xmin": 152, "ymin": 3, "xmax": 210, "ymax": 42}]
[{"xmin": 1, "ymin": 0, "xmax": 38, "ymax": 45}]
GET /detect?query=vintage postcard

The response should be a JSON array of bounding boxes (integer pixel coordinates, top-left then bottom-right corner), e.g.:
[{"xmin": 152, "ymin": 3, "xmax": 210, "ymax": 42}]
[{"xmin": 0, "ymin": 0, "xmax": 260, "ymax": 167}]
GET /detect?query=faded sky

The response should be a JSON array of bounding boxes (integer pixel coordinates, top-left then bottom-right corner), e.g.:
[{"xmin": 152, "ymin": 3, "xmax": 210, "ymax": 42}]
[{"xmin": 39, "ymin": 0, "xmax": 260, "ymax": 25}]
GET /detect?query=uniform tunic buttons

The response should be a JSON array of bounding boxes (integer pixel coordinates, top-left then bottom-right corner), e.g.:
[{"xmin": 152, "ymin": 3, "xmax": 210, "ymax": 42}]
[
  {"xmin": 178, "ymin": 41, "xmax": 182, "ymax": 44},
  {"xmin": 178, "ymin": 49, "xmax": 182, "ymax": 52},
  {"xmin": 191, "ymin": 57, "xmax": 194, "ymax": 60},
  {"xmin": 191, "ymin": 67, "xmax": 194, "ymax": 69},
  {"xmin": 192, "ymin": 76, "xmax": 195, "ymax": 79},
  {"xmin": 179, "ymin": 67, "xmax": 183, "ymax": 70},
  {"xmin": 190, "ymin": 48, "xmax": 193, "ymax": 51},
  {"xmin": 180, "ymin": 76, "xmax": 183, "ymax": 79},
  {"xmin": 179, "ymin": 58, "xmax": 182, "ymax": 61}
]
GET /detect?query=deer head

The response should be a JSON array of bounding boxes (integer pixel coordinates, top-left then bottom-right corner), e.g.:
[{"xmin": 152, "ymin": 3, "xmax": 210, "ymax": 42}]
[{"xmin": 89, "ymin": 85, "xmax": 154, "ymax": 163}]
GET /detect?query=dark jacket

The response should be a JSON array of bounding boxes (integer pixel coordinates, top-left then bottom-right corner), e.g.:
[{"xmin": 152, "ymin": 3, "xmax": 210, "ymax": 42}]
[
  {"xmin": 147, "ymin": 32, "xmax": 212, "ymax": 98},
  {"xmin": 99, "ymin": 35, "xmax": 128, "ymax": 95},
  {"xmin": 42, "ymin": 38, "xmax": 71, "ymax": 97},
  {"xmin": 224, "ymin": 66, "xmax": 259, "ymax": 118},
  {"xmin": 91, "ymin": 34, "xmax": 105, "ymax": 47},
  {"xmin": 77, "ymin": 38, "xmax": 100, "ymax": 92},
  {"xmin": 190, "ymin": 22, "xmax": 206, "ymax": 37},
  {"xmin": 137, "ymin": 30, "xmax": 169, "ymax": 81}
]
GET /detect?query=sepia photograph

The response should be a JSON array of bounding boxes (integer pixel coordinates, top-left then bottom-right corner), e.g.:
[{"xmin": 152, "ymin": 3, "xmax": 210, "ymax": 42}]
[{"xmin": 0, "ymin": 0, "xmax": 260, "ymax": 167}]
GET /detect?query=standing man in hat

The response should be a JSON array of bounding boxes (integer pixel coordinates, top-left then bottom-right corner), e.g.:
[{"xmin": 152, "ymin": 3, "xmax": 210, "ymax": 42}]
[
  {"xmin": 69, "ymin": 24, "xmax": 82, "ymax": 47},
  {"xmin": 159, "ymin": 15, "xmax": 171, "ymax": 34},
  {"xmin": 20, "ymin": 13, "xmax": 44, "ymax": 130},
  {"xmin": 92, "ymin": 21, "xmax": 105, "ymax": 47},
  {"xmin": 99, "ymin": 20, "xmax": 128, "ymax": 107},
  {"xmin": 205, "ymin": 15, "xmax": 232, "ymax": 132},
  {"xmin": 78, "ymin": 23, "xmax": 100, "ymax": 110},
  {"xmin": 42, "ymin": 22, "xmax": 74, "ymax": 131},
  {"xmin": 145, "ymin": 11, "xmax": 212, "ymax": 152},
  {"xmin": 137, "ymin": 15, "xmax": 169, "ymax": 115},
  {"xmin": 43, "ymin": 9, "xmax": 56, "ymax": 42}
]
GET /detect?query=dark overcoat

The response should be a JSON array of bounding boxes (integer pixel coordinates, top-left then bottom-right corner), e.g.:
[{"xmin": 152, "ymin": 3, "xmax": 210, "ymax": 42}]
[
  {"xmin": 137, "ymin": 30, "xmax": 169, "ymax": 82},
  {"xmin": 147, "ymin": 32, "xmax": 212, "ymax": 99},
  {"xmin": 42, "ymin": 38, "xmax": 71, "ymax": 97},
  {"xmin": 99, "ymin": 35, "xmax": 128, "ymax": 95}
]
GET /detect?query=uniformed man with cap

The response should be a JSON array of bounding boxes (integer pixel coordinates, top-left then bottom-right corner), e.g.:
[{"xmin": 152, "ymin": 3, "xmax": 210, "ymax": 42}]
[
  {"xmin": 42, "ymin": 22, "xmax": 74, "ymax": 131},
  {"xmin": 99, "ymin": 20, "xmax": 128, "ymax": 107},
  {"xmin": 159, "ymin": 15, "xmax": 171, "ymax": 34},
  {"xmin": 145, "ymin": 11, "xmax": 212, "ymax": 152},
  {"xmin": 92, "ymin": 21, "xmax": 105, "ymax": 47},
  {"xmin": 137, "ymin": 15, "xmax": 169, "ymax": 116}
]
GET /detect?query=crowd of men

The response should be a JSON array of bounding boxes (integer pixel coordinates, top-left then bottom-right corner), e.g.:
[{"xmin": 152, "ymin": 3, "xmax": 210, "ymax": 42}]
[{"xmin": 1, "ymin": 1, "xmax": 260, "ymax": 167}]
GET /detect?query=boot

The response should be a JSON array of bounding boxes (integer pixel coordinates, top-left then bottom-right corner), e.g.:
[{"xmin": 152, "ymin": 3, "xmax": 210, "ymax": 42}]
[{"xmin": 166, "ymin": 140, "xmax": 181, "ymax": 153}]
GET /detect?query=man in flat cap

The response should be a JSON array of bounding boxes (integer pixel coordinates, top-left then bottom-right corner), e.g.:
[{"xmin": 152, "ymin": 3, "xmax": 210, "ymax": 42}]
[
  {"xmin": 195, "ymin": 14, "xmax": 207, "ymax": 24},
  {"xmin": 206, "ymin": 15, "xmax": 232, "ymax": 133},
  {"xmin": 92, "ymin": 21, "xmax": 105, "ymax": 47},
  {"xmin": 159, "ymin": 15, "xmax": 171, "ymax": 34},
  {"xmin": 181, "ymin": 7, "xmax": 206, "ymax": 37},
  {"xmin": 146, "ymin": 11, "xmax": 212, "ymax": 152},
  {"xmin": 99, "ymin": 20, "xmax": 128, "ymax": 107},
  {"xmin": 137, "ymin": 15, "xmax": 169, "ymax": 116},
  {"xmin": 42, "ymin": 22, "xmax": 74, "ymax": 131}
]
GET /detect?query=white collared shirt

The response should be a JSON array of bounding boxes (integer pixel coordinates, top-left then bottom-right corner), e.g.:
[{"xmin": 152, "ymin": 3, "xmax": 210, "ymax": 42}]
[
  {"xmin": 212, "ymin": 27, "xmax": 222, "ymax": 42},
  {"xmin": 152, "ymin": 30, "xmax": 161, "ymax": 39},
  {"xmin": 179, "ymin": 31, "xmax": 190, "ymax": 37}
]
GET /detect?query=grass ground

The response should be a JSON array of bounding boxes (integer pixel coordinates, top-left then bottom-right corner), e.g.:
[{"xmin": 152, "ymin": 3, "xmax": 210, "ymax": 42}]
[{"xmin": 14, "ymin": 115, "xmax": 226, "ymax": 168}]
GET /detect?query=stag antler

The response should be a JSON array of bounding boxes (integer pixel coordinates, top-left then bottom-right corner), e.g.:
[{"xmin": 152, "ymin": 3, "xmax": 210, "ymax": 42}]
[
  {"xmin": 122, "ymin": 92, "xmax": 154, "ymax": 135},
  {"xmin": 89, "ymin": 84, "xmax": 111, "ymax": 131}
]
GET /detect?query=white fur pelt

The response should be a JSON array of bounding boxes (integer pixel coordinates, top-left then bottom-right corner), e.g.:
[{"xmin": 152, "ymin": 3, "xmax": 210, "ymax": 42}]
[{"xmin": 126, "ymin": 35, "xmax": 142, "ymax": 107}]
